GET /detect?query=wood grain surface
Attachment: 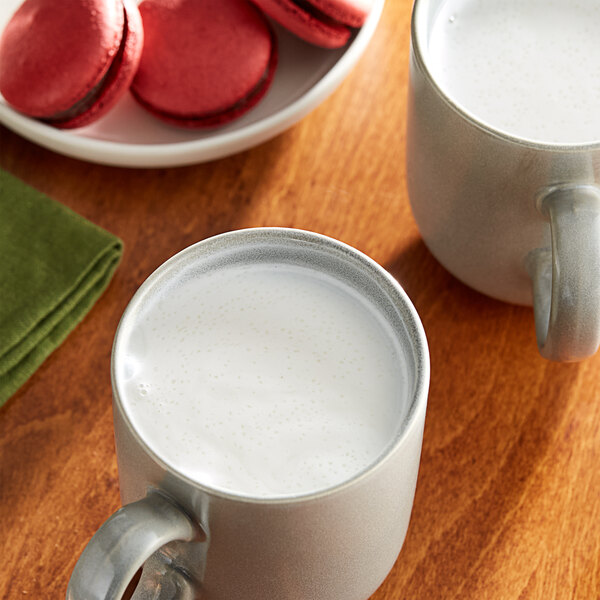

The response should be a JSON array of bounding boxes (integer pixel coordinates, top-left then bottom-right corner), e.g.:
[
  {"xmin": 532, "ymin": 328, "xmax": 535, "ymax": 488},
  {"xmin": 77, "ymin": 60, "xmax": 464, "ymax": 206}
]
[{"xmin": 1, "ymin": 1, "xmax": 599, "ymax": 598}]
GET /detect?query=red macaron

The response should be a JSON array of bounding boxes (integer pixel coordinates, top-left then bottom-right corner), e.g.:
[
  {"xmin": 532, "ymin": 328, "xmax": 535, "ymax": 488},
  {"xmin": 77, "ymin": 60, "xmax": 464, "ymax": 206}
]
[
  {"xmin": 248, "ymin": 0, "xmax": 373, "ymax": 48},
  {"xmin": 130, "ymin": 0, "xmax": 278, "ymax": 129},
  {"xmin": 0, "ymin": 0, "xmax": 143, "ymax": 129}
]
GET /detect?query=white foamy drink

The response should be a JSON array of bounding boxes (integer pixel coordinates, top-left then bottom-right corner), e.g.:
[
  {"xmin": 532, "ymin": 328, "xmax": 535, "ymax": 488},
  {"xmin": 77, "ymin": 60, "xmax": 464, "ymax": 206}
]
[
  {"xmin": 427, "ymin": 0, "xmax": 600, "ymax": 144},
  {"xmin": 119, "ymin": 263, "xmax": 407, "ymax": 498}
]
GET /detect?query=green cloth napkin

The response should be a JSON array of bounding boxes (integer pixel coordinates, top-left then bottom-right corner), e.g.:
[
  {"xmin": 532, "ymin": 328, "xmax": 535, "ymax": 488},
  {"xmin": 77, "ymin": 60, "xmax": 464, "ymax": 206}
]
[{"xmin": 0, "ymin": 169, "xmax": 123, "ymax": 407}]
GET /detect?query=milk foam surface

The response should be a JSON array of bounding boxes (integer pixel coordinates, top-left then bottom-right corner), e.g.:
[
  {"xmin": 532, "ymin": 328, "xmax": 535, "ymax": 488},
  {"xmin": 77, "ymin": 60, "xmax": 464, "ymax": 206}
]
[
  {"xmin": 428, "ymin": 0, "xmax": 600, "ymax": 144},
  {"xmin": 119, "ymin": 263, "xmax": 407, "ymax": 498}
]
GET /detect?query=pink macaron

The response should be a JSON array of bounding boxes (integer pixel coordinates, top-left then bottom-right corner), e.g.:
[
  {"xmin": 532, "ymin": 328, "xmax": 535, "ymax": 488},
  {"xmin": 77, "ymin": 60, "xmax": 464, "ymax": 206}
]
[
  {"xmin": 0, "ymin": 0, "xmax": 143, "ymax": 129},
  {"xmin": 130, "ymin": 0, "xmax": 278, "ymax": 129},
  {"xmin": 249, "ymin": 0, "xmax": 374, "ymax": 48}
]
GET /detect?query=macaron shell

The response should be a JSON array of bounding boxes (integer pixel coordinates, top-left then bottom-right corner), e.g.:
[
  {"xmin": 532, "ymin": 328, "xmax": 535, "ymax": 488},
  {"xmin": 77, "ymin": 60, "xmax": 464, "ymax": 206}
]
[
  {"xmin": 131, "ymin": 0, "xmax": 275, "ymax": 120},
  {"xmin": 133, "ymin": 44, "xmax": 278, "ymax": 128},
  {"xmin": 309, "ymin": 0, "xmax": 373, "ymax": 27},
  {"xmin": 249, "ymin": 0, "xmax": 350, "ymax": 48},
  {"xmin": 56, "ymin": 0, "xmax": 144, "ymax": 129},
  {"xmin": 0, "ymin": 0, "xmax": 124, "ymax": 117}
]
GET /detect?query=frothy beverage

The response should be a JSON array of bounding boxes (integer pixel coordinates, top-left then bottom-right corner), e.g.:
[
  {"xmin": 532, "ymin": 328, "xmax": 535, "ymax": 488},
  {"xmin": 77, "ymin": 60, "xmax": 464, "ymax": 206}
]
[
  {"xmin": 427, "ymin": 0, "xmax": 600, "ymax": 144},
  {"xmin": 118, "ymin": 262, "xmax": 407, "ymax": 498}
]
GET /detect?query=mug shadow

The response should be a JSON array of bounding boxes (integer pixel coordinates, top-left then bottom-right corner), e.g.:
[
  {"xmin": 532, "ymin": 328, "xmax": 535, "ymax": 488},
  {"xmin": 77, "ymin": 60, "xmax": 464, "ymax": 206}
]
[{"xmin": 379, "ymin": 237, "xmax": 583, "ymax": 599}]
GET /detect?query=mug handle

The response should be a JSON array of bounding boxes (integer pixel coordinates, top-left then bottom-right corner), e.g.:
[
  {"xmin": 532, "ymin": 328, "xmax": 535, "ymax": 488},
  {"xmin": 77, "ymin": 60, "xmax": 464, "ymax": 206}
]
[
  {"xmin": 66, "ymin": 491, "xmax": 199, "ymax": 600},
  {"xmin": 525, "ymin": 184, "xmax": 600, "ymax": 361}
]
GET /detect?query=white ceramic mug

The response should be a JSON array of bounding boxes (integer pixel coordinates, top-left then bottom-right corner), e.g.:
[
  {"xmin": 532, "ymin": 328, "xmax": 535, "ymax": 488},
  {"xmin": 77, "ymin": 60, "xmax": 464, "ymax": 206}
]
[
  {"xmin": 407, "ymin": 0, "xmax": 600, "ymax": 361},
  {"xmin": 66, "ymin": 228, "xmax": 429, "ymax": 600}
]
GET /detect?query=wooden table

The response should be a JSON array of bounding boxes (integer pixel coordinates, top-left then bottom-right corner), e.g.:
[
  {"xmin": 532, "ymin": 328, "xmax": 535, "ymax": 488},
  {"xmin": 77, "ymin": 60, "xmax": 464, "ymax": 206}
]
[{"xmin": 1, "ymin": 1, "xmax": 599, "ymax": 598}]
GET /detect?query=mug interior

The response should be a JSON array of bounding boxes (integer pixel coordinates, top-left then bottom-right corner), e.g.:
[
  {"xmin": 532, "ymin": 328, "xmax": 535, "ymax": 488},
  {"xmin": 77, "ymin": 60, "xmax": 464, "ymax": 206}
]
[
  {"xmin": 412, "ymin": 0, "xmax": 600, "ymax": 149},
  {"xmin": 112, "ymin": 228, "xmax": 429, "ymax": 502}
]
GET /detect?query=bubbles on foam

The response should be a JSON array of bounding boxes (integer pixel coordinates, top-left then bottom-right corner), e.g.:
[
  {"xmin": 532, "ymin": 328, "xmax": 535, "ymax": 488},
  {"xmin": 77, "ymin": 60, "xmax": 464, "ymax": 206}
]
[{"xmin": 121, "ymin": 263, "xmax": 408, "ymax": 497}]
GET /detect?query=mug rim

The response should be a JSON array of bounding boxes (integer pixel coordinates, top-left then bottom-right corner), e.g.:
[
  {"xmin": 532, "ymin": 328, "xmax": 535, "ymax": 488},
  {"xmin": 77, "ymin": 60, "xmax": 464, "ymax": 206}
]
[
  {"xmin": 411, "ymin": 0, "xmax": 600, "ymax": 152},
  {"xmin": 111, "ymin": 227, "xmax": 430, "ymax": 505}
]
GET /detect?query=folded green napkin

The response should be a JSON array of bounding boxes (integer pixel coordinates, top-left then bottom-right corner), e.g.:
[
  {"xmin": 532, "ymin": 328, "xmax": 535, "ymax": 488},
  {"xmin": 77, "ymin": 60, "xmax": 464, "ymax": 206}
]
[{"xmin": 0, "ymin": 169, "xmax": 123, "ymax": 407}]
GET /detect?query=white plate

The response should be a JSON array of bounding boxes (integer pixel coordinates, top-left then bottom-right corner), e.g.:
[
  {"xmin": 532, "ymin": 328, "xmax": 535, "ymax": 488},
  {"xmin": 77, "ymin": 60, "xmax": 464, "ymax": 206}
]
[{"xmin": 0, "ymin": 0, "xmax": 384, "ymax": 168}]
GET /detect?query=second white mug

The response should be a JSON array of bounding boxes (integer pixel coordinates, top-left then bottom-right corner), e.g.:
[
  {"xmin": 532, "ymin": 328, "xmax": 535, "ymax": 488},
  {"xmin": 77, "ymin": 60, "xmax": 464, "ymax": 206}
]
[{"xmin": 407, "ymin": 0, "xmax": 600, "ymax": 361}]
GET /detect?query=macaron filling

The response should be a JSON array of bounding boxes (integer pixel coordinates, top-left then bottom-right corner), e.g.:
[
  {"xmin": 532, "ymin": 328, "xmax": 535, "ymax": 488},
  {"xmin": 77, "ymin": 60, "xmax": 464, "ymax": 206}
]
[
  {"xmin": 43, "ymin": 8, "xmax": 130, "ymax": 125},
  {"xmin": 292, "ymin": 0, "xmax": 342, "ymax": 26}
]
